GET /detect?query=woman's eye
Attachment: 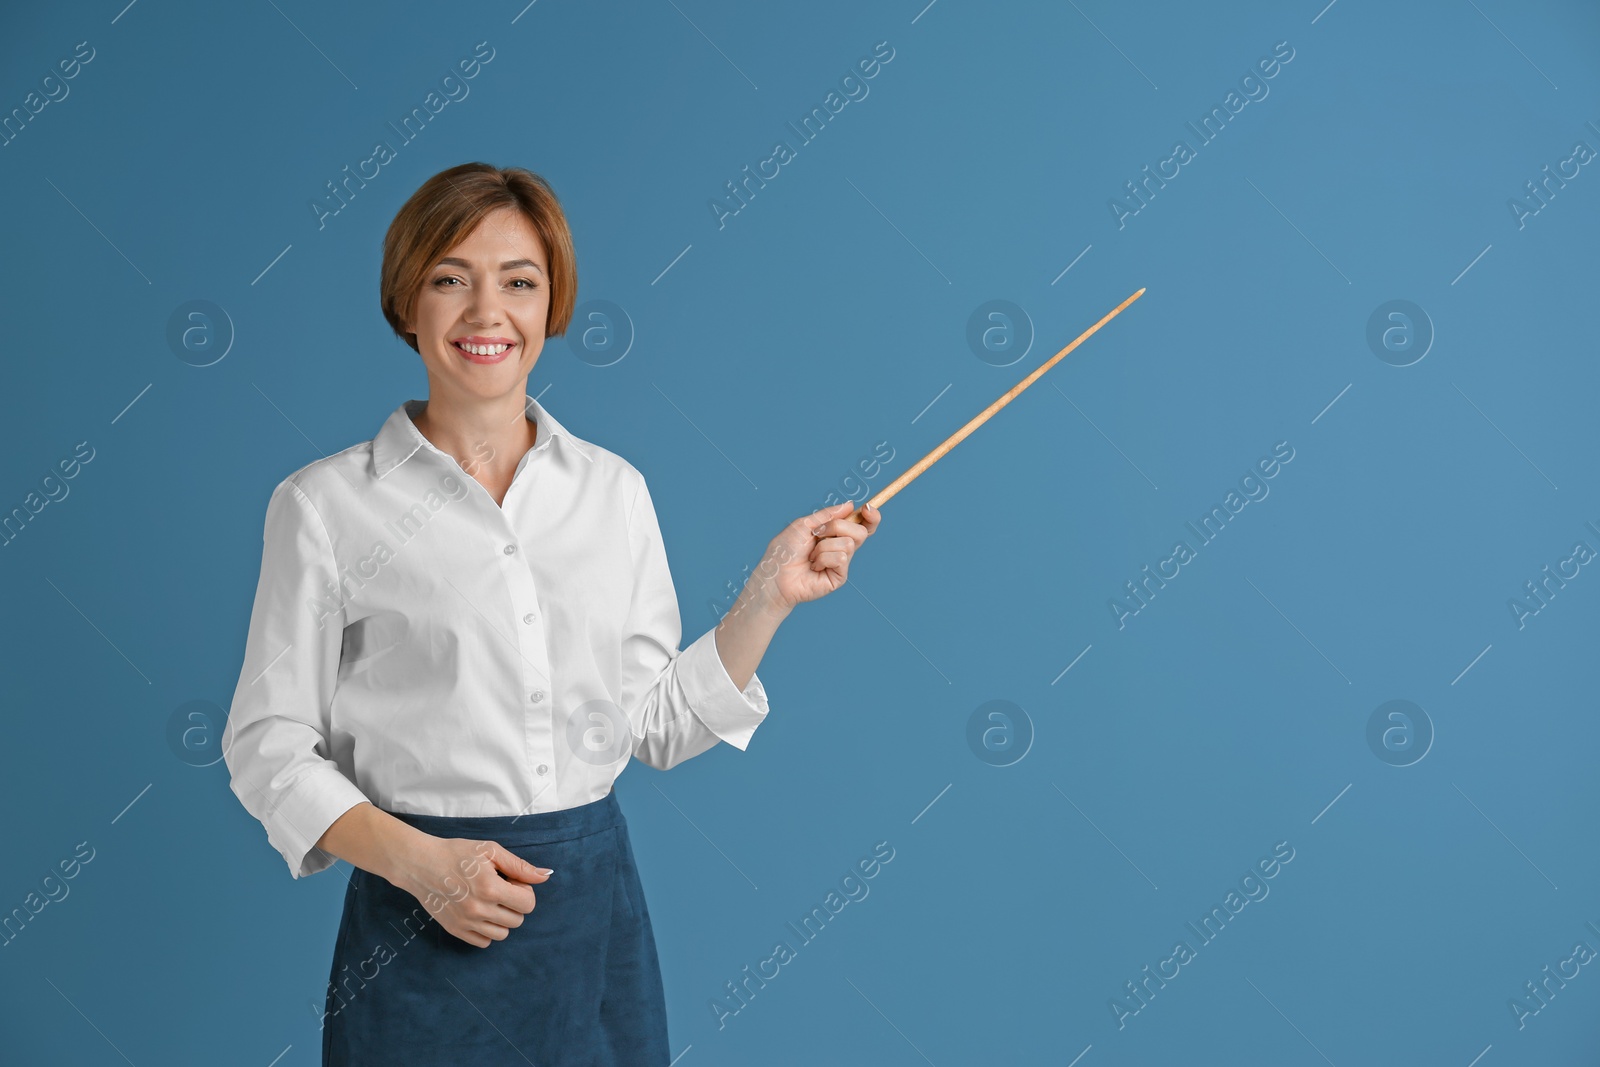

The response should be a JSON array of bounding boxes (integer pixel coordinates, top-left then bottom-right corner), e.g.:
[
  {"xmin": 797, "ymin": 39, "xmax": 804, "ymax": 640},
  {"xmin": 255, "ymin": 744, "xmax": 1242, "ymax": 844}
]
[{"xmin": 431, "ymin": 276, "xmax": 537, "ymax": 290}]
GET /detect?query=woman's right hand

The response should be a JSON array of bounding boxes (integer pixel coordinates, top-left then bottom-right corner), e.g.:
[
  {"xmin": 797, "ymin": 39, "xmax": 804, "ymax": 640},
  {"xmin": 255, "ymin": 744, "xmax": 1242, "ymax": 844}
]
[{"xmin": 390, "ymin": 834, "xmax": 553, "ymax": 948}]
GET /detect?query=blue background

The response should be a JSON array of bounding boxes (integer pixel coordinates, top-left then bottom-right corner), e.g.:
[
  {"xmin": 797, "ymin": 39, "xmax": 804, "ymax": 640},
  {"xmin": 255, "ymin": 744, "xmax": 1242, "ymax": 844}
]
[{"xmin": 3, "ymin": 0, "xmax": 1599, "ymax": 1063}]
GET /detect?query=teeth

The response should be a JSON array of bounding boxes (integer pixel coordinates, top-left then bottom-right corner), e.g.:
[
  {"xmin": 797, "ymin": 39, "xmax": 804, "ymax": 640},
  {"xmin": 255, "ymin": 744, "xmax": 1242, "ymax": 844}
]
[{"xmin": 456, "ymin": 342, "xmax": 511, "ymax": 356}]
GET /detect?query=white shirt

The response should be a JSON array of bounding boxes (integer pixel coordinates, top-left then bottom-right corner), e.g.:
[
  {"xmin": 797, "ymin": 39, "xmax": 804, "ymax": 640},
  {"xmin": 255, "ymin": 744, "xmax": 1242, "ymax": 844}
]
[{"xmin": 223, "ymin": 393, "xmax": 771, "ymax": 879}]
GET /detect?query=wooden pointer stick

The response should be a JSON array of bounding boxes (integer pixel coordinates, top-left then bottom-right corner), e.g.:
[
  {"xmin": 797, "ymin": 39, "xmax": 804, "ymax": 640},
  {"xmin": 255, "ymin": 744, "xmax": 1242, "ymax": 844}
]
[{"xmin": 845, "ymin": 287, "xmax": 1147, "ymax": 525}]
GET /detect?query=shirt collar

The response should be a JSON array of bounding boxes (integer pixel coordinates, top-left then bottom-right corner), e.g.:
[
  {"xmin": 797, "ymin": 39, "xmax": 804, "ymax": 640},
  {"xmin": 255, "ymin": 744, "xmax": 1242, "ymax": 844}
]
[{"xmin": 372, "ymin": 393, "xmax": 594, "ymax": 480}]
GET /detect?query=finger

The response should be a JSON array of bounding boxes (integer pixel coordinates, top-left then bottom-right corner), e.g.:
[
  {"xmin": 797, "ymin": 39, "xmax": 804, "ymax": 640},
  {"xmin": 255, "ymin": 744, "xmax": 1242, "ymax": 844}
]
[
  {"xmin": 493, "ymin": 878, "xmax": 538, "ymax": 914},
  {"xmin": 824, "ymin": 523, "xmax": 867, "ymax": 545},
  {"xmin": 466, "ymin": 895, "xmax": 517, "ymax": 923},
  {"xmin": 488, "ymin": 841, "xmax": 553, "ymax": 885},
  {"xmin": 474, "ymin": 922, "xmax": 511, "ymax": 943},
  {"xmin": 842, "ymin": 500, "xmax": 876, "ymax": 525},
  {"xmin": 809, "ymin": 535, "xmax": 855, "ymax": 555},
  {"xmin": 808, "ymin": 501, "xmax": 855, "ymax": 536},
  {"xmin": 812, "ymin": 550, "xmax": 849, "ymax": 569},
  {"xmin": 482, "ymin": 901, "xmax": 528, "ymax": 929},
  {"xmin": 808, "ymin": 501, "xmax": 849, "ymax": 526}
]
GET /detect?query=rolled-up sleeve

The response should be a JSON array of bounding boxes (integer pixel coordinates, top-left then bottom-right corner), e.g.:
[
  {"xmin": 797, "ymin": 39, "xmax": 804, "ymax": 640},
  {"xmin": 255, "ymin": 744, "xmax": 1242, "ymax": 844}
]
[
  {"xmin": 621, "ymin": 474, "xmax": 770, "ymax": 771},
  {"xmin": 223, "ymin": 478, "xmax": 370, "ymax": 879}
]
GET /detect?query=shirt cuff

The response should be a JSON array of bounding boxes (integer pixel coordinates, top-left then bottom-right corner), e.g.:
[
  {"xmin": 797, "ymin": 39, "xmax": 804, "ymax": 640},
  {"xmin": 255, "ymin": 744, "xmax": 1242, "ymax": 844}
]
[
  {"xmin": 262, "ymin": 763, "xmax": 371, "ymax": 879},
  {"xmin": 678, "ymin": 626, "xmax": 771, "ymax": 751}
]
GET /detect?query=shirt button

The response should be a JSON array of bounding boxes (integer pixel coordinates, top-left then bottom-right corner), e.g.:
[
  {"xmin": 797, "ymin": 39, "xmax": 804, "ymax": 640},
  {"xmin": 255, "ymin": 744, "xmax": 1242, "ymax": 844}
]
[
  {"xmin": 523, "ymin": 613, "xmax": 536, "ymax": 624},
  {"xmin": 503, "ymin": 544, "xmax": 517, "ymax": 555},
  {"xmin": 530, "ymin": 690, "xmax": 545, "ymax": 703},
  {"xmin": 536, "ymin": 763, "xmax": 549, "ymax": 776}
]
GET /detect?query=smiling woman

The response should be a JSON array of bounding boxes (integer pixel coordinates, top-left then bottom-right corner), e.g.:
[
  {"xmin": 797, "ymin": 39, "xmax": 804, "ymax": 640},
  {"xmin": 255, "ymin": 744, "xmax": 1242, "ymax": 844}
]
[
  {"xmin": 222, "ymin": 161, "xmax": 881, "ymax": 1066},
  {"xmin": 381, "ymin": 164, "xmax": 577, "ymax": 356}
]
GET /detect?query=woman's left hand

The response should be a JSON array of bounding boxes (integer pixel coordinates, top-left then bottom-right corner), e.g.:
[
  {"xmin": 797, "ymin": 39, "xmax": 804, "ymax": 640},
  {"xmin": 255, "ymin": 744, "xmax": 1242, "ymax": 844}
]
[{"xmin": 762, "ymin": 500, "xmax": 882, "ymax": 611}]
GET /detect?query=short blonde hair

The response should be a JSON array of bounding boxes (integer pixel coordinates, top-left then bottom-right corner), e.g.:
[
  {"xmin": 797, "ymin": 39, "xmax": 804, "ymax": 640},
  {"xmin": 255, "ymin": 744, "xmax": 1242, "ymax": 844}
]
[{"xmin": 380, "ymin": 162, "xmax": 578, "ymax": 352}]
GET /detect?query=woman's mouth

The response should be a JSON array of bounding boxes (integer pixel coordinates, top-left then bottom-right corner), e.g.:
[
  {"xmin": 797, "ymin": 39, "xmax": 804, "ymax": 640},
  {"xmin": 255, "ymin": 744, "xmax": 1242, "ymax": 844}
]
[{"xmin": 451, "ymin": 340, "xmax": 515, "ymax": 364}]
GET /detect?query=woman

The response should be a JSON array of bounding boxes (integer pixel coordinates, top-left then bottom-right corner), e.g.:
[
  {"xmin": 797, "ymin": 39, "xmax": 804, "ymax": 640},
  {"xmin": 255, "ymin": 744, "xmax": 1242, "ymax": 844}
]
[{"xmin": 221, "ymin": 162, "xmax": 880, "ymax": 1065}]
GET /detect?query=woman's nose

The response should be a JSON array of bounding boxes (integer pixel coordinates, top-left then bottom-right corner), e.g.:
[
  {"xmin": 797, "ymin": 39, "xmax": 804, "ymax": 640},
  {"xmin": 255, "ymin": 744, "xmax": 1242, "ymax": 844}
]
[
  {"xmin": 466, "ymin": 299, "xmax": 503, "ymax": 326},
  {"xmin": 465, "ymin": 289, "xmax": 506, "ymax": 326}
]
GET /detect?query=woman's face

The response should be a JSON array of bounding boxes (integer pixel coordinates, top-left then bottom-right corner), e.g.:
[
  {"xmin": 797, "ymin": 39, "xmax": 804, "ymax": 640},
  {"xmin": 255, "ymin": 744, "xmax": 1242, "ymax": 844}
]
[{"xmin": 405, "ymin": 206, "xmax": 549, "ymax": 404}]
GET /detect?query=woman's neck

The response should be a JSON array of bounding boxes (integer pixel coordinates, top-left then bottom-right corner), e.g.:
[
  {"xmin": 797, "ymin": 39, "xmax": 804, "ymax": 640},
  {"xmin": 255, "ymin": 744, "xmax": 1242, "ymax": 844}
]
[{"xmin": 411, "ymin": 391, "xmax": 537, "ymax": 488}]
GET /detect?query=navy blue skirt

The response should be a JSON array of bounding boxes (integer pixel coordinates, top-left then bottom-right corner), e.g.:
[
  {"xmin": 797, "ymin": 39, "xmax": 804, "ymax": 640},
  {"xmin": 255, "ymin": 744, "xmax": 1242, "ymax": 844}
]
[{"xmin": 321, "ymin": 789, "xmax": 670, "ymax": 1066}]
